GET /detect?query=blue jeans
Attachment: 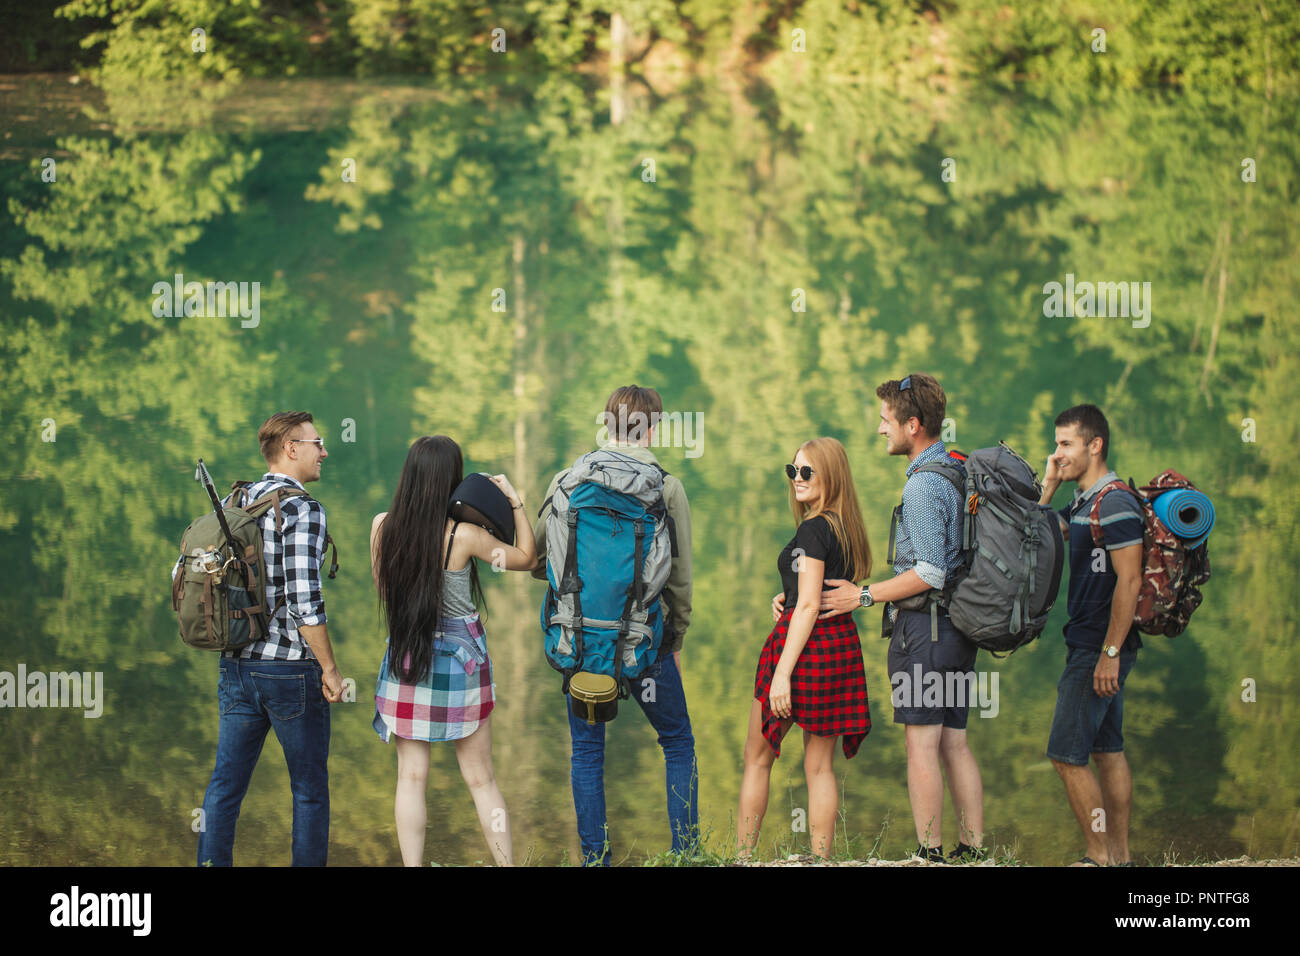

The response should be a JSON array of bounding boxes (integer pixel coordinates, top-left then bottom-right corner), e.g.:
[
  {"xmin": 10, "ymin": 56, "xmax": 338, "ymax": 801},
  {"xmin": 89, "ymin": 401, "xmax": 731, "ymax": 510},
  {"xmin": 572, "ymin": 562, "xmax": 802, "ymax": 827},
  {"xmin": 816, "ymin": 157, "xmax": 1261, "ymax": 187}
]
[
  {"xmin": 1046, "ymin": 644, "xmax": 1138, "ymax": 766},
  {"xmin": 567, "ymin": 653, "xmax": 698, "ymax": 866},
  {"xmin": 197, "ymin": 657, "xmax": 331, "ymax": 866}
]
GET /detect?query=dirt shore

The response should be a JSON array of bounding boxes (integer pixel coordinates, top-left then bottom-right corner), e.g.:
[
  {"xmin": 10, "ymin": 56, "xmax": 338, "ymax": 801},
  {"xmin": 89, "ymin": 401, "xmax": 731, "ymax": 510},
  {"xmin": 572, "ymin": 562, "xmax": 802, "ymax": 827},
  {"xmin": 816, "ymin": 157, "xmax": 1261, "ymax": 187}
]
[{"xmin": 738, "ymin": 854, "xmax": 1300, "ymax": 867}]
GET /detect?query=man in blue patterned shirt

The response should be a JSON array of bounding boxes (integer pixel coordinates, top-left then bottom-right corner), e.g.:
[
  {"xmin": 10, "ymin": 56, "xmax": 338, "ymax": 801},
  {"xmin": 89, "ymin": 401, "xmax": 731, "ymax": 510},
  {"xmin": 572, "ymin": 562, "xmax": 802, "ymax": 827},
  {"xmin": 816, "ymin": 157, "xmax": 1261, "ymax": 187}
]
[
  {"xmin": 177, "ymin": 411, "xmax": 344, "ymax": 866},
  {"xmin": 821, "ymin": 373, "xmax": 985, "ymax": 864}
]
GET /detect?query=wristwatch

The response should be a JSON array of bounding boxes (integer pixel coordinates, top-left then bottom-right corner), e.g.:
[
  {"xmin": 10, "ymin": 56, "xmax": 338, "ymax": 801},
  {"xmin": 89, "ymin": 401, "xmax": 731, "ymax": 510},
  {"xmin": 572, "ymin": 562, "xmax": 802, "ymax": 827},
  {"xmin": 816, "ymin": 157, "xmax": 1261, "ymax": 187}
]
[
  {"xmin": 1103, "ymin": 644, "xmax": 1119, "ymax": 658},
  {"xmin": 859, "ymin": 585, "xmax": 875, "ymax": 608}
]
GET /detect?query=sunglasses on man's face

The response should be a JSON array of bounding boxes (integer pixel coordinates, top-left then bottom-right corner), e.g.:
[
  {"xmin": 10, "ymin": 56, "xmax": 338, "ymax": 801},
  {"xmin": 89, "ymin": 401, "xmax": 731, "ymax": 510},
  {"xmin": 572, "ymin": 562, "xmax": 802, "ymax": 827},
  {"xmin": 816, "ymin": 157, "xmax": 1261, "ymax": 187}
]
[{"xmin": 785, "ymin": 464, "xmax": 815, "ymax": 482}]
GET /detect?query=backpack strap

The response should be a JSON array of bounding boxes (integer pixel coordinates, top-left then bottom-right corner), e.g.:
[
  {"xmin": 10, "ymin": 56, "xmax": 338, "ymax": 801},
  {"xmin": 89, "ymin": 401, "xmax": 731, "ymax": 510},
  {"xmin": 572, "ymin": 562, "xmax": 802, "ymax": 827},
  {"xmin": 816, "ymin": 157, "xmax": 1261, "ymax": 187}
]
[
  {"xmin": 632, "ymin": 519, "xmax": 647, "ymax": 610},
  {"xmin": 323, "ymin": 532, "xmax": 339, "ymax": 579},
  {"xmin": 653, "ymin": 466, "xmax": 679, "ymax": 558},
  {"xmin": 883, "ymin": 458, "xmax": 967, "ymax": 641},
  {"xmin": 171, "ymin": 559, "xmax": 185, "ymax": 611},
  {"xmin": 245, "ymin": 487, "xmax": 296, "ymax": 533},
  {"xmin": 891, "ymin": 460, "xmax": 966, "ymax": 561},
  {"xmin": 610, "ymin": 518, "xmax": 648, "ymax": 699},
  {"xmin": 886, "ymin": 502, "xmax": 902, "ymax": 567},
  {"xmin": 913, "ymin": 461, "xmax": 966, "ymax": 497},
  {"xmin": 921, "ymin": 458, "xmax": 978, "ymax": 575},
  {"xmin": 1087, "ymin": 479, "xmax": 1144, "ymax": 550},
  {"xmin": 559, "ymin": 508, "xmax": 585, "ymax": 670},
  {"xmin": 539, "ymin": 467, "xmax": 573, "ymax": 518},
  {"xmin": 201, "ymin": 575, "xmax": 216, "ymax": 645},
  {"xmin": 445, "ymin": 520, "xmax": 459, "ymax": 570},
  {"xmin": 245, "ymin": 485, "xmax": 339, "ymax": 579},
  {"xmin": 227, "ymin": 480, "xmax": 254, "ymax": 508}
]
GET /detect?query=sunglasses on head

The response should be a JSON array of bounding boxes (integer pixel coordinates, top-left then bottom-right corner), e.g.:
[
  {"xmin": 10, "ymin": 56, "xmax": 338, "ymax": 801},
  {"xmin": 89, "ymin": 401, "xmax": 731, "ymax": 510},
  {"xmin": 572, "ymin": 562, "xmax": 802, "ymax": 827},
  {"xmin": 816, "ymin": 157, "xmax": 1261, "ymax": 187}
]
[{"xmin": 785, "ymin": 464, "xmax": 815, "ymax": 481}]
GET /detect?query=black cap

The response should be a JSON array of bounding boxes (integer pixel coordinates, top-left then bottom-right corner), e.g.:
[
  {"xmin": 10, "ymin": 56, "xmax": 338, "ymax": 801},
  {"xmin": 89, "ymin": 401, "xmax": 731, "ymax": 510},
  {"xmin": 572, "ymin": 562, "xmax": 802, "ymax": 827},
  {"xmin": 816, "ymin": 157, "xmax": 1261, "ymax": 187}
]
[{"xmin": 448, "ymin": 473, "xmax": 515, "ymax": 545}]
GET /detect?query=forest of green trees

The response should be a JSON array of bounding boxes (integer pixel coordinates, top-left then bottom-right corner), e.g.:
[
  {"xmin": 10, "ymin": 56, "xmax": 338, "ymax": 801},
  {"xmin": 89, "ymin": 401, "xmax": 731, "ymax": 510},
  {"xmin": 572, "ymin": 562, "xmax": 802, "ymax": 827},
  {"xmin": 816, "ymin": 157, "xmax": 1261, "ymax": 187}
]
[
  {"xmin": 4, "ymin": 0, "xmax": 1299, "ymax": 90},
  {"xmin": 1, "ymin": 0, "xmax": 1297, "ymax": 866},
  {"xmin": 3, "ymin": 71, "xmax": 1296, "ymax": 862}
]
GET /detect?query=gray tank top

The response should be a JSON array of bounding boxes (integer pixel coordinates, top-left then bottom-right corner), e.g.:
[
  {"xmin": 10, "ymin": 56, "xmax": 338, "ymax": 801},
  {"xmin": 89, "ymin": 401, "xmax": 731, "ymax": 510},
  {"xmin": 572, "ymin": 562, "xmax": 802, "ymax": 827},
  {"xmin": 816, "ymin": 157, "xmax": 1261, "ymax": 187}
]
[
  {"xmin": 441, "ymin": 520, "xmax": 477, "ymax": 618},
  {"xmin": 441, "ymin": 563, "xmax": 477, "ymax": 618}
]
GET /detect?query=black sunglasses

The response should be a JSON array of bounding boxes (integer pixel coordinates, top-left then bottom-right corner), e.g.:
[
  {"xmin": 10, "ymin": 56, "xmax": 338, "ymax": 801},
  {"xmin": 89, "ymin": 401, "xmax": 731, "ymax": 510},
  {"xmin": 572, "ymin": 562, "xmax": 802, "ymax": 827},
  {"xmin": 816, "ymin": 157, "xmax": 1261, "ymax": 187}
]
[{"xmin": 785, "ymin": 464, "xmax": 815, "ymax": 481}]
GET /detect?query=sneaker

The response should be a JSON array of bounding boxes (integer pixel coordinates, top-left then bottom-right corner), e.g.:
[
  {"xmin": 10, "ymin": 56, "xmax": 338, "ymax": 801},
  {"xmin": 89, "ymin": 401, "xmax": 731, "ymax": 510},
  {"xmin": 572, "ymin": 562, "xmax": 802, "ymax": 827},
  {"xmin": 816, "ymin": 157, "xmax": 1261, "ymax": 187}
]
[
  {"xmin": 911, "ymin": 845, "xmax": 947, "ymax": 864},
  {"xmin": 948, "ymin": 843, "xmax": 988, "ymax": 864}
]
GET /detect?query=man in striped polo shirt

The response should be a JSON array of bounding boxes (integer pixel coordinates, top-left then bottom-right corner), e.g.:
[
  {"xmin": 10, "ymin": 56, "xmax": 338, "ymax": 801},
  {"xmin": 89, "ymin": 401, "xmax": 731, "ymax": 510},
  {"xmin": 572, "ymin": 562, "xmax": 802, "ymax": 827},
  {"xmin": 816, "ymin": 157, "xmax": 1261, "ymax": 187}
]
[{"xmin": 1040, "ymin": 404, "xmax": 1143, "ymax": 867}]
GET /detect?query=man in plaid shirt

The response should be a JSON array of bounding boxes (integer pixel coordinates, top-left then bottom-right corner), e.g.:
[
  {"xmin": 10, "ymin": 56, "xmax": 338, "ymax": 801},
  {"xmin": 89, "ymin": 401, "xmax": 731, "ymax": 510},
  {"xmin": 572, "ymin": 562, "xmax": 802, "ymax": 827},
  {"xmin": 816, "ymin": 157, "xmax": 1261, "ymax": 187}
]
[{"xmin": 186, "ymin": 411, "xmax": 344, "ymax": 866}]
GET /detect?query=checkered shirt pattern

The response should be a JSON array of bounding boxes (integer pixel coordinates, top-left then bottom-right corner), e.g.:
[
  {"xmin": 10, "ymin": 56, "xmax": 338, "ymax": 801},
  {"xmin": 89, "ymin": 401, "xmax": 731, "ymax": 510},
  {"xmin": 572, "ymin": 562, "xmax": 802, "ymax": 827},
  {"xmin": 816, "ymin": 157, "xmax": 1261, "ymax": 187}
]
[
  {"xmin": 170, "ymin": 472, "xmax": 329, "ymax": 661},
  {"xmin": 754, "ymin": 608, "xmax": 871, "ymax": 758},
  {"xmin": 372, "ymin": 615, "xmax": 496, "ymax": 742}
]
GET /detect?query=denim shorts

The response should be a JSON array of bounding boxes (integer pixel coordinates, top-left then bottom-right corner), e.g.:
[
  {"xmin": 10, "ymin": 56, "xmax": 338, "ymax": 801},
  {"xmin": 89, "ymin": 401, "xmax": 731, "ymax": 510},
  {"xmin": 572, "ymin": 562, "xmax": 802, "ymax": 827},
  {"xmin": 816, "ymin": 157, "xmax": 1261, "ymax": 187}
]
[
  {"xmin": 886, "ymin": 608, "xmax": 978, "ymax": 729},
  {"xmin": 1046, "ymin": 644, "xmax": 1137, "ymax": 766}
]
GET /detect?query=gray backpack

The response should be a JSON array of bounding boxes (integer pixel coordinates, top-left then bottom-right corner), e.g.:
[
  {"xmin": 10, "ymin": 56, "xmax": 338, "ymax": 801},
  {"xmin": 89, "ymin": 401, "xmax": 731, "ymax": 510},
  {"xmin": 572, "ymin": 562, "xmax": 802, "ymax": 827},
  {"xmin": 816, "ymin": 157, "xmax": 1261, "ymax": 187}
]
[{"xmin": 886, "ymin": 442, "xmax": 1064, "ymax": 654}]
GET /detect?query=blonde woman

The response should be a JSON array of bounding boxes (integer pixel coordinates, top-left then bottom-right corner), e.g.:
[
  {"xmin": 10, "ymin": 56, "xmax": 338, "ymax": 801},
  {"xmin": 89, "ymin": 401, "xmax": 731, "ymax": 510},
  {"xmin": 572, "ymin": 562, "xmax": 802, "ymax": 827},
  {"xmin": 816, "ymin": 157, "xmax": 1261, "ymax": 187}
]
[{"xmin": 738, "ymin": 437, "xmax": 872, "ymax": 860}]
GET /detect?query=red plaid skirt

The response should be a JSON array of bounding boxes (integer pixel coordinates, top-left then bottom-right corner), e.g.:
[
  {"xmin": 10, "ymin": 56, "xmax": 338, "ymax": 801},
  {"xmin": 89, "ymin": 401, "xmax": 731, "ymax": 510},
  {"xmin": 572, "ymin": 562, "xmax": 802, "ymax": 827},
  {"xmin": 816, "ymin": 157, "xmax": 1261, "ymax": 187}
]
[{"xmin": 754, "ymin": 607, "xmax": 871, "ymax": 758}]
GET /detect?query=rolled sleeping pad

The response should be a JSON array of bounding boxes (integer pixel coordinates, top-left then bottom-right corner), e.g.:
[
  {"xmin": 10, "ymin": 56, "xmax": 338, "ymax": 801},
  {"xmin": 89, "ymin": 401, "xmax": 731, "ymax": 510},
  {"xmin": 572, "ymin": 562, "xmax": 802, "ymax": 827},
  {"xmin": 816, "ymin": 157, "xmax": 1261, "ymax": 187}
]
[{"xmin": 1151, "ymin": 487, "xmax": 1214, "ymax": 549}]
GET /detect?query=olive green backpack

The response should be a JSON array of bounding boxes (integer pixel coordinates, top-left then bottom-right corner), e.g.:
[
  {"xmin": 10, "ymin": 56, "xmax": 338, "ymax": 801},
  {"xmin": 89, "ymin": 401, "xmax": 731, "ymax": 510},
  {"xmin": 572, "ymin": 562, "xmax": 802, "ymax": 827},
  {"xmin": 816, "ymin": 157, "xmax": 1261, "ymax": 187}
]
[{"xmin": 171, "ymin": 478, "xmax": 338, "ymax": 652}]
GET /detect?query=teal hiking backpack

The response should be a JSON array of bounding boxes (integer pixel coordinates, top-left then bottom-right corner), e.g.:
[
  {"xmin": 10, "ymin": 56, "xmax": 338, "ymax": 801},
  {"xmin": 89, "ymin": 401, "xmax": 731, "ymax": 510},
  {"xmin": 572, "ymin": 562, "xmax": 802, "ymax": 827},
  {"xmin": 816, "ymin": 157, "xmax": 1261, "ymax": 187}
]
[{"xmin": 539, "ymin": 450, "xmax": 678, "ymax": 695}]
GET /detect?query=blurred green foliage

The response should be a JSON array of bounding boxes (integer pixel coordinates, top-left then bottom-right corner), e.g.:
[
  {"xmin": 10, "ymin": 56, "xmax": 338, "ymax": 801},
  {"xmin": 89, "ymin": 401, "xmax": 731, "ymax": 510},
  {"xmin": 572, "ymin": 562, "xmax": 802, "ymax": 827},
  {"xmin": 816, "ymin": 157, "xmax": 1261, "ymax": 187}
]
[
  {"xmin": 0, "ymin": 0, "xmax": 1288, "ymax": 90},
  {"xmin": 0, "ymin": 64, "xmax": 1295, "ymax": 864}
]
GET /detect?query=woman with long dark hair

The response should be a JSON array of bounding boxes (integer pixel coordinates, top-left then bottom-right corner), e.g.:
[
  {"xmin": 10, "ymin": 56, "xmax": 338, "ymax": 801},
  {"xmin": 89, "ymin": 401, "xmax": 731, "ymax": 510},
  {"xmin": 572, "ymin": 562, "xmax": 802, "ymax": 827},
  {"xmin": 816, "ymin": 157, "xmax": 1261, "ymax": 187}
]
[{"xmin": 369, "ymin": 435, "xmax": 536, "ymax": 866}]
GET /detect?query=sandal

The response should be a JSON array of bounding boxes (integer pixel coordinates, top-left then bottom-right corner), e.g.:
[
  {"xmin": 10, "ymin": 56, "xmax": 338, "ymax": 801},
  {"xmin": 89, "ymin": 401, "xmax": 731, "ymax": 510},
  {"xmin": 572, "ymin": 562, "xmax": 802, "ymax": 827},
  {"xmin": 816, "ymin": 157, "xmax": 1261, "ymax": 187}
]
[{"xmin": 1073, "ymin": 856, "xmax": 1102, "ymax": 867}]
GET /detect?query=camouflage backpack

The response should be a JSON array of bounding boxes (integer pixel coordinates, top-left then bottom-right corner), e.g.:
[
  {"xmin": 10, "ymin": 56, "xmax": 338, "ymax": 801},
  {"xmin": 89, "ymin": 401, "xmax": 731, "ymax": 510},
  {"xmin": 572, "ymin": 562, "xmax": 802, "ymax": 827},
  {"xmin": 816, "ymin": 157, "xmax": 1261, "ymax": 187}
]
[
  {"xmin": 171, "ymin": 479, "xmax": 338, "ymax": 652},
  {"xmin": 1089, "ymin": 470, "xmax": 1211, "ymax": 637}
]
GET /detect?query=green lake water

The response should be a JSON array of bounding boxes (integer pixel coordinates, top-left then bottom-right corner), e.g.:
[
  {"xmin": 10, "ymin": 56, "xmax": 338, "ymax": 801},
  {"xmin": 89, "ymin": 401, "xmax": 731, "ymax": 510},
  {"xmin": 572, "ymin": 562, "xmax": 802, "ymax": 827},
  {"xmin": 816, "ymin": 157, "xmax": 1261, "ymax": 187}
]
[{"xmin": 1, "ymin": 73, "xmax": 1297, "ymax": 865}]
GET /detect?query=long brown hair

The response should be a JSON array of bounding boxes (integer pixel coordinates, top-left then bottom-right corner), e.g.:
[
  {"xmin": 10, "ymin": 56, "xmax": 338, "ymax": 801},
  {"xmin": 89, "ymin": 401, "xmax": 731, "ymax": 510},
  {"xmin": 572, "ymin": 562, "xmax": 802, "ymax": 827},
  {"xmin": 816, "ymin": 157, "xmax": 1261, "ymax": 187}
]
[
  {"xmin": 788, "ymin": 437, "xmax": 872, "ymax": 582},
  {"xmin": 376, "ymin": 436, "xmax": 485, "ymax": 682}
]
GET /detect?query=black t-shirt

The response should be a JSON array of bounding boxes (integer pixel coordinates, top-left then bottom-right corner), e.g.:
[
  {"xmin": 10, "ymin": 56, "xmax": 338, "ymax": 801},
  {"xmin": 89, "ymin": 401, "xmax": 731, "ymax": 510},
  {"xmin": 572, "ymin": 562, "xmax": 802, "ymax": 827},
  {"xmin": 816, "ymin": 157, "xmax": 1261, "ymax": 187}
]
[{"xmin": 778, "ymin": 514, "xmax": 852, "ymax": 607}]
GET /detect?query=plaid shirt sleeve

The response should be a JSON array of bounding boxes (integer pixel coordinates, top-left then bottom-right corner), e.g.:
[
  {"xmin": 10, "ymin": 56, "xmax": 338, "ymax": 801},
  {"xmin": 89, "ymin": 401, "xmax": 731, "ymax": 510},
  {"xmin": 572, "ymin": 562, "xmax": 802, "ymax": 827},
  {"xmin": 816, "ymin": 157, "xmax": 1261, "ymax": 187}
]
[{"xmin": 280, "ymin": 496, "xmax": 328, "ymax": 628}]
